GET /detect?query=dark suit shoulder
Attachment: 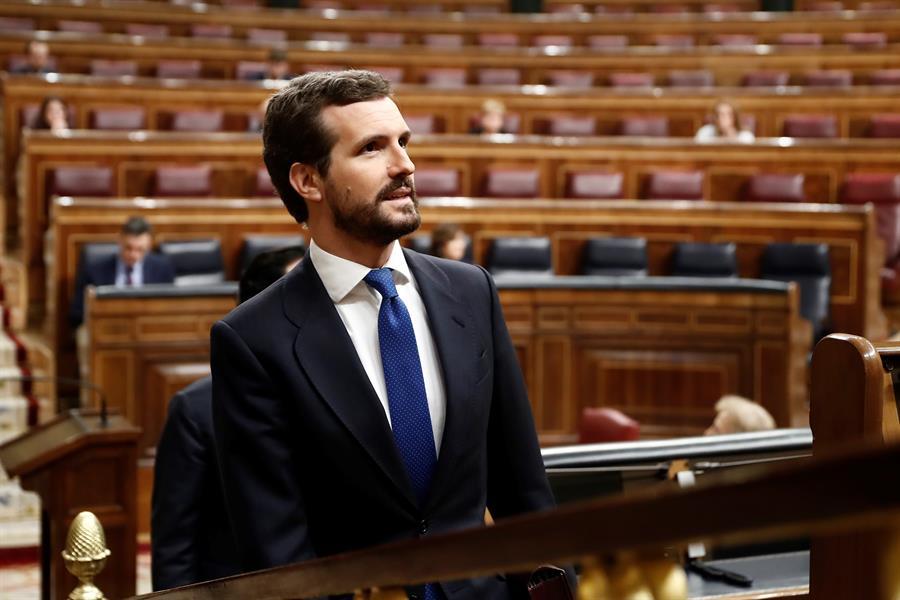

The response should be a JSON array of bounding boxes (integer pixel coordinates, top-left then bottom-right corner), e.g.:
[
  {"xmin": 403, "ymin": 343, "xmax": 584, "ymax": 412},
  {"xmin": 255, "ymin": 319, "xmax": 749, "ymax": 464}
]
[
  {"xmin": 219, "ymin": 276, "xmax": 287, "ymax": 331},
  {"xmin": 167, "ymin": 376, "xmax": 213, "ymax": 427},
  {"xmin": 406, "ymin": 250, "xmax": 494, "ymax": 298}
]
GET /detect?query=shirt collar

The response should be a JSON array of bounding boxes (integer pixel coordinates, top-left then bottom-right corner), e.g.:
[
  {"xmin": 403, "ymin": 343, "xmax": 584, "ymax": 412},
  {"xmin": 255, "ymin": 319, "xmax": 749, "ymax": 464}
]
[{"xmin": 309, "ymin": 239, "xmax": 412, "ymax": 304}]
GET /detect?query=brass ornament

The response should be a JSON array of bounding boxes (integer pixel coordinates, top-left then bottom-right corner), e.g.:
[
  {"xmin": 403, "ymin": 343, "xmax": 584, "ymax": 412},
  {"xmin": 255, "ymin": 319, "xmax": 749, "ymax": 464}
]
[
  {"xmin": 642, "ymin": 559, "xmax": 688, "ymax": 600},
  {"xmin": 62, "ymin": 511, "xmax": 111, "ymax": 600},
  {"xmin": 577, "ymin": 558, "xmax": 611, "ymax": 600},
  {"xmin": 608, "ymin": 557, "xmax": 654, "ymax": 600}
]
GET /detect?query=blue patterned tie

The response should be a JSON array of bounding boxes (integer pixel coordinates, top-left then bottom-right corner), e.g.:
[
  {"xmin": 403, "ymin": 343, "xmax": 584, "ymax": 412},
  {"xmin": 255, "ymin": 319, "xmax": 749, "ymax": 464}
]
[{"xmin": 364, "ymin": 268, "xmax": 444, "ymax": 600}]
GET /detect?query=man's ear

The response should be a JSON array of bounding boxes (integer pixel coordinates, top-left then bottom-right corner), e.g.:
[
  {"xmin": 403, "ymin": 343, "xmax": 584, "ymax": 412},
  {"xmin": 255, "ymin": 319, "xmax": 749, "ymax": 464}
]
[{"xmin": 289, "ymin": 163, "xmax": 323, "ymax": 203}]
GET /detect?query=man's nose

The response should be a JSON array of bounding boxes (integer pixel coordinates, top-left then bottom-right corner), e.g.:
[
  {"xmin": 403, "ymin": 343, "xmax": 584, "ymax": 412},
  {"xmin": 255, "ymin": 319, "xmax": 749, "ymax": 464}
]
[{"xmin": 388, "ymin": 144, "xmax": 415, "ymax": 179}]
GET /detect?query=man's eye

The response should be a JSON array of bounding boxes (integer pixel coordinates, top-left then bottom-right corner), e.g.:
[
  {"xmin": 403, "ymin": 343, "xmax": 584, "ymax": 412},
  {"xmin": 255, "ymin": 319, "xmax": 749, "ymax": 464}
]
[{"xmin": 363, "ymin": 142, "xmax": 378, "ymax": 152}]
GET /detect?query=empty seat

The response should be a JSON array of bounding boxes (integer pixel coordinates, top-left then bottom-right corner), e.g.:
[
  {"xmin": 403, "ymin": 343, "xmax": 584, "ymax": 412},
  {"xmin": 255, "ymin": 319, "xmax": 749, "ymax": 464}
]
[
  {"xmin": 246, "ymin": 28, "xmax": 287, "ymax": 42},
  {"xmin": 703, "ymin": 3, "xmax": 742, "ymax": 12},
  {"xmin": 670, "ymin": 242, "xmax": 738, "ymax": 277},
  {"xmin": 57, "ymin": 20, "xmax": 103, "ymax": 34},
  {"xmin": 533, "ymin": 35, "xmax": 573, "ymax": 48},
  {"xmin": 760, "ymin": 243, "xmax": 831, "ymax": 341},
  {"xmin": 422, "ymin": 68, "xmax": 467, "ymax": 88},
  {"xmin": 581, "ymin": 237, "xmax": 648, "ymax": 276},
  {"xmin": 609, "ymin": 72, "xmax": 654, "ymax": 88},
  {"xmin": 477, "ymin": 33, "xmax": 519, "ymax": 47},
  {"xmin": 869, "ymin": 114, "xmax": 900, "ymax": 138},
  {"xmin": 90, "ymin": 60, "xmax": 138, "ymax": 77},
  {"xmin": 782, "ymin": 114, "xmax": 838, "ymax": 138},
  {"xmin": 807, "ymin": 0, "xmax": 843, "ymax": 9},
  {"xmin": 156, "ymin": 60, "xmax": 202, "ymax": 79},
  {"xmin": 190, "ymin": 24, "xmax": 233, "ymax": 38},
  {"xmin": 841, "ymin": 174, "xmax": 900, "ymax": 280},
  {"xmin": 235, "ymin": 61, "xmax": 268, "ymax": 80},
  {"xmin": 743, "ymin": 174, "xmax": 806, "ymax": 203},
  {"xmin": 803, "ymin": 70, "xmax": 853, "ymax": 87},
  {"xmin": 482, "ymin": 168, "xmax": 540, "ymax": 198},
  {"xmin": 0, "ymin": 17, "xmax": 35, "ymax": 31},
  {"xmin": 126, "ymin": 23, "xmax": 169, "ymax": 38},
  {"xmin": 543, "ymin": 116, "xmax": 596, "ymax": 136},
  {"xmin": 565, "ymin": 172, "xmax": 624, "ymax": 199},
  {"xmin": 407, "ymin": 235, "xmax": 432, "ymax": 254},
  {"xmin": 643, "ymin": 170, "xmax": 704, "ymax": 200},
  {"xmin": 165, "ymin": 110, "xmax": 224, "ymax": 132},
  {"xmin": 587, "ymin": 35, "xmax": 629, "ymax": 49},
  {"xmin": 477, "ymin": 69, "xmax": 521, "ymax": 86},
  {"xmin": 777, "ymin": 32, "xmax": 823, "ymax": 46},
  {"xmin": 154, "ymin": 165, "xmax": 213, "ymax": 197},
  {"xmin": 309, "ymin": 32, "xmax": 351, "ymax": 43},
  {"xmin": 422, "ymin": 34, "xmax": 464, "ymax": 48},
  {"xmin": 545, "ymin": 70, "xmax": 595, "ymax": 88},
  {"xmin": 619, "ymin": 116, "xmax": 669, "ymax": 136},
  {"xmin": 667, "ymin": 70, "xmax": 714, "ymax": 87},
  {"xmin": 48, "ymin": 167, "xmax": 114, "ymax": 197},
  {"xmin": 365, "ymin": 32, "xmax": 404, "ymax": 47},
  {"xmin": 412, "ymin": 167, "xmax": 461, "ymax": 197},
  {"xmin": 713, "ymin": 34, "xmax": 757, "ymax": 46},
  {"xmin": 362, "ymin": 66, "xmax": 404, "ymax": 84},
  {"xmin": 239, "ymin": 235, "xmax": 305, "ymax": 275},
  {"xmin": 651, "ymin": 3, "xmax": 690, "ymax": 12},
  {"xmin": 159, "ymin": 239, "xmax": 226, "ymax": 286},
  {"xmin": 741, "ymin": 71, "xmax": 790, "ymax": 87},
  {"xmin": 254, "ymin": 168, "xmax": 276, "ymax": 197},
  {"xmin": 487, "ymin": 237, "xmax": 553, "ymax": 277},
  {"xmin": 578, "ymin": 408, "xmax": 640, "ymax": 444},
  {"xmin": 653, "ymin": 34, "xmax": 694, "ymax": 48},
  {"xmin": 404, "ymin": 114, "xmax": 444, "ymax": 135},
  {"xmin": 89, "ymin": 107, "xmax": 146, "ymax": 130},
  {"xmin": 870, "ymin": 70, "xmax": 900, "ymax": 86},
  {"xmin": 842, "ymin": 32, "xmax": 887, "ymax": 47}
]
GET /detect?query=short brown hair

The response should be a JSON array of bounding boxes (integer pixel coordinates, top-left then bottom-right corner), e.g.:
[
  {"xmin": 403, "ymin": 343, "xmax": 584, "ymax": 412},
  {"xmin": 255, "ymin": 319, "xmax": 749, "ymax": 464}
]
[
  {"xmin": 430, "ymin": 223, "xmax": 462, "ymax": 256},
  {"xmin": 262, "ymin": 70, "xmax": 392, "ymax": 224}
]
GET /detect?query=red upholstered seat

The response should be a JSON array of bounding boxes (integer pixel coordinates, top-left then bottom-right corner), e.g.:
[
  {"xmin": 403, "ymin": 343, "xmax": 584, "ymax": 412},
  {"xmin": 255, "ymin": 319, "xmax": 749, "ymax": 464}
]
[
  {"xmin": 156, "ymin": 60, "xmax": 202, "ymax": 79},
  {"xmin": 842, "ymin": 32, "xmax": 887, "ymax": 47},
  {"xmin": 413, "ymin": 168, "xmax": 462, "ymax": 197},
  {"xmin": 543, "ymin": 116, "xmax": 597, "ymax": 136},
  {"xmin": 58, "ymin": 20, "xmax": 103, "ymax": 34},
  {"xmin": 404, "ymin": 114, "xmax": 444, "ymax": 135},
  {"xmin": 89, "ymin": 60, "xmax": 138, "ymax": 77},
  {"xmin": 578, "ymin": 408, "xmax": 640, "ymax": 444},
  {"xmin": 619, "ymin": 115, "xmax": 669, "ymax": 136},
  {"xmin": 803, "ymin": 70, "xmax": 853, "ymax": 87},
  {"xmin": 477, "ymin": 33, "xmax": 519, "ymax": 47},
  {"xmin": 463, "ymin": 4, "xmax": 501, "ymax": 12},
  {"xmin": 713, "ymin": 34, "xmax": 757, "ymax": 46},
  {"xmin": 653, "ymin": 34, "xmax": 694, "ymax": 48},
  {"xmin": 422, "ymin": 68, "xmax": 467, "ymax": 88},
  {"xmin": 255, "ymin": 168, "xmax": 276, "ymax": 197},
  {"xmin": 869, "ymin": 114, "xmax": 900, "ymax": 139},
  {"xmin": 777, "ymin": 32, "xmax": 823, "ymax": 46},
  {"xmin": 807, "ymin": 0, "xmax": 843, "ymax": 9},
  {"xmin": 309, "ymin": 32, "xmax": 351, "ymax": 43},
  {"xmin": 165, "ymin": 110, "xmax": 224, "ymax": 132},
  {"xmin": 841, "ymin": 173, "xmax": 900, "ymax": 205},
  {"xmin": 782, "ymin": 114, "xmax": 838, "ymax": 138},
  {"xmin": 0, "ymin": 17, "xmax": 34, "ymax": 31},
  {"xmin": 595, "ymin": 4, "xmax": 635, "ymax": 13},
  {"xmin": 422, "ymin": 34, "xmax": 464, "ymax": 48},
  {"xmin": 365, "ymin": 32, "xmax": 404, "ymax": 47},
  {"xmin": 533, "ymin": 35, "xmax": 573, "ymax": 48},
  {"xmin": 545, "ymin": 70, "xmax": 595, "ymax": 88},
  {"xmin": 841, "ymin": 173, "xmax": 900, "ymax": 296},
  {"xmin": 190, "ymin": 24, "xmax": 233, "ymax": 38},
  {"xmin": 126, "ymin": 23, "xmax": 169, "ymax": 38},
  {"xmin": 609, "ymin": 72, "xmax": 654, "ymax": 88},
  {"xmin": 48, "ymin": 167, "xmax": 114, "ymax": 197},
  {"xmin": 246, "ymin": 28, "xmax": 287, "ymax": 42},
  {"xmin": 643, "ymin": 170, "xmax": 704, "ymax": 200},
  {"xmin": 651, "ymin": 3, "xmax": 690, "ymax": 12},
  {"xmin": 743, "ymin": 173, "xmax": 806, "ymax": 203},
  {"xmin": 741, "ymin": 71, "xmax": 790, "ymax": 87},
  {"xmin": 477, "ymin": 69, "xmax": 521, "ymax": 86},
  {"xmin": 235, "ymin": 61, "xmax": 269, "ymax": 80},
  {"xmin": 482, "ymin": 168, "xmax": 540, "ymax": 198},
  {"xmin": 667, "ymin": 70, "xmax": 714, "ymax": 87},
  {"xmin": 548, "ymin": 3, "xmax": 585, "ymax": 12},
  {"xmin": 8, "ymin": 55, "xmax": 58, "ymax": 73},
  {"xmin": 587, "ymin": 35, "xmax": 629, "ymax": 49},
  {"xmin": 90, "ymin": 107, "xmax": 146, "ymax": 130},
  {"xmin": 858, "ymin": 0, "xmax": 897, "ymax": 8},
  {"xmin": 703, "ymin": 3, "xmax": 742, "ymax": 12},
  {"xmin": 565, "ymin": 171, "xmax": 624, "ymax": 199},
  {"xmin": 870, "ymin": 70, "xmax": 900, "ymax": 86},
  {"xmin": 154, "ymin": 165, "xmax": 213, "ymax": 197}
]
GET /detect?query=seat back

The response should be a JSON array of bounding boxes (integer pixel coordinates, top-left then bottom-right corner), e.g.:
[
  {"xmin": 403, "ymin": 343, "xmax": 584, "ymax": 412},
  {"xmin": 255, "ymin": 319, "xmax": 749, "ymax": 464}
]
[
  {"xmin": 89, "ymin": 60, "xmax": 139, "ymax": 77},
  {"xmin": 564, "ymin": 171, "xmax": 624, "ymax": 199},
  {"xmin": 365, "ymin": 32, "xmax": 404, "ymax": 47},
  {"xmin": 533, "ymin": 35, "xmax": 573, "ymax": 48},
  {"xmin": 477, "ymin": 69, "xmax": 521, "ymax": 86},
  {"xmin": 713, "ymin": 34, "xmax": 758, "ymax": 46},
  {"xmin": 619, "ymin": 116, "xmax": 669, "ymax": 137},
  {"xmin": 841, "ymin": 173, "xmax": 900, "ymax": 264},
  {"xmin": 578, "ymin": 407, "xmax": 640, "ymax": 444},
  {"xmin": 653, "ymin": 34, "xmax": 694, "ymax": 47},
  {"xmin": 869, "ymin": 114, "xmax": 900, "ymax": 139},
  {"xmin": 741, "ymin": 71, "xmax": 790, "ymax": 87},
  {"xmin": 782, "ymin": 115, "xmax": 838, "ymax": 138},
  {"xmin": 407, "ymin": 235, "xmax": 433, "ymax": 255},
  {"xmin": 190, "ymin": 23, "xmax": 233, "ymax": 38},
  {"xmin": 156, "ymin": 60, "xmax": 202, "ymax": 79},
  {"xmin": 126, "ymin": 23, "xmax": 169, "ymax": 38},
  {"xmin": 487, "ymin": 236, "xmax": 553, "ymax": 277},
  {"xmin": 581, "ymin": 237, "xmax": 648, "ymax": 276},
  {"xmin": 477, "ymin": 33, "xmax": 519, "ymax": 47},
  {"xmin": 422, "ymin": 68, "xmax": 467, "ymax": 88},
  {"xmin": 154, "ymin": 166, "xmax": 213, "ymax": 197},
  {"xmin": 158, "ymin": 239, "xmax": 226, "ymax": 286},
  {"xmin": 165, "ymin": 110, "xmax": 224, "ymax": 132},
  {"xmin": 804, "ymin": 70, "xmax": 853, "ymax": 87},
  {"xmin": 58, "ymin": 19, "xmax": 102, "ymax": 34},
  {"xmin": 255, "ymin": 167, "xmax": 276, "ymax": 197},
  {"xmin": 643, "ymin": 170, "xmax": 704, "ymax": 200},
  {"xmin": 422, "ymin": 34, "xmax": 464, "ymax": 48},
  {"xmin": 239, "ymin": 235, "xmax": 306, "ymax": 275},
  {"xmin": 48, "ymin": 166, "xmax": 114, "ymax": 197},
  {"xmin": 842, "ymin": 32, "xmax": 887, "ymax": 47},
  {"xmin": 609, "ymin": 72, "xmax": 654, "ymax": 88},
  {"xmin": 90, "ymin": 107, "xmax": 146, "ymax": 131},
  {"xmin": 482, "ymin": 168, "xmax": 540, "ymax": 198},
  {"xmin": 870, "ymin": 70, "xmax": 900, "ymax": 86},
  {"xmin": 667, "ymin": 70, "xmax": 714, "ymax": 87},
  {"xmin": 246, "ymin": 28, "xmax": 287, "ymax": 42},
  {"xmin": 79, "ymin": 242, "xmax": 120, "ymax": 273},
  {"xmin": 743, "ymin": 173, "xmax": 806, "ymax": 203},
  {"xmin": 778, "ymin": 32, "xmax": 823, "ymax": 46},
  {"xmin": 235, "ymin": 61, "xmax": 268, "ymax": 80},
  {"xmin": 545, "ymin": 70, "xmax": 595, "ymax": 88},
  {"xmin": 544, "ymin": 116, "xmax": 596, "ymax": 136},
  {"xmin": 760, "ymin": 243, "xmax": 831, "ymax": 340},
  {"xmin": 670, "ymin": 242, "xmax": 738, "ymax": 277},
  {"xmin": 587, "ymin": 35, "xmax": 629, "ymax": 49},
  {"xmin": 414, "ymin": 168, "xmax": 462, "ymax": 197}
]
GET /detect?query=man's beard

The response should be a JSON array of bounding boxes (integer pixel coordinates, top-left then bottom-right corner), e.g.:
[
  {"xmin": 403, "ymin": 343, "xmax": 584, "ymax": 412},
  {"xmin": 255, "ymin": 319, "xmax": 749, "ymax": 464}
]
[{"xmin": 327, "ymin": 177, "xmax": 421, "ymax": 246}]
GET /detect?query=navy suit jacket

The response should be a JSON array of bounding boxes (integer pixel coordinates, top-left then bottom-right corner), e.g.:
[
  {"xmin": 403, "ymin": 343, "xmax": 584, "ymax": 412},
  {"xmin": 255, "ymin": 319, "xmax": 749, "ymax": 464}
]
[
  {"xmin": 151, "ymin": 376, "xmax": 240, "ymax": 590},
  {"xmin": 69, "ymin": 252, "xmax": 176, "ymax": 327},
  {"xmin": 211, "ymin": 249, "xmax": 556, "ymax": 599}
]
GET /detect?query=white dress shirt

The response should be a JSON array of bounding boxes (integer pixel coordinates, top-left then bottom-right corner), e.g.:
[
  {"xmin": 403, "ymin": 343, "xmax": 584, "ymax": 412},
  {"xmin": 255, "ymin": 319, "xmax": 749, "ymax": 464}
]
[
  {"xmin": 114, "ymin": 258, "xmax": 144, "ymax": 286},
  {"xmin": 308, "ymin": 240, "xmax": 446, "ymax": 453}
]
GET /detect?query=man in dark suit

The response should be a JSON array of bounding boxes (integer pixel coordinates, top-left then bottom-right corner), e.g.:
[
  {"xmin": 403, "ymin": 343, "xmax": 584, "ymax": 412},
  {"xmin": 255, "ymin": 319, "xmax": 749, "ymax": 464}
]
[
  {"xmin": 69, "ymin": 216, "xmax": 176, "ymax": 328},
  {"xmin": 211, "ymin": 70, "xmax": 559, "ymax": 599},
  {"xmin": 151, "ymin": 246, "xmax": 305, "ymax": 591}
]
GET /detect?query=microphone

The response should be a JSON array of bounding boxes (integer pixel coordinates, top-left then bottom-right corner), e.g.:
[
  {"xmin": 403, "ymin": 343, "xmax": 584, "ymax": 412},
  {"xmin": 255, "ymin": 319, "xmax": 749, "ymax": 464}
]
[{"xmin": 0, "ymin": 373, "xmax": 110, "ymax": 428}]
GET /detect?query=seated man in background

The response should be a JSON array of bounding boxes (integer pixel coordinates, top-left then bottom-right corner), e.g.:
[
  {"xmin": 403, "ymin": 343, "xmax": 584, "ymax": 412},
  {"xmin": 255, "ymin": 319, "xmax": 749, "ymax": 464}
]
[
  {"xmin": 11, "ymin": 40, "xmax": 54, "ymax": 75},
  {"xmin": 705, "ymin": 395, "xmax": 776, "ymax": 435},
  {"xmin": 151, "ymin": 245, "xmax": 305, "ymax": 591},
  {"xmin": 69, "ymin": 216, "xmax": 175, "ymax": 328}
]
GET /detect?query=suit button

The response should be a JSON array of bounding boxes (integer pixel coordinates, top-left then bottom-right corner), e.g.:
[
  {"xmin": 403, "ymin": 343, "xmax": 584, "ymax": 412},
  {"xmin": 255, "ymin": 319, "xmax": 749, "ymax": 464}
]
[{"xmin": 419, "ymin": 519, "xmax": 428, "ymax": 535}]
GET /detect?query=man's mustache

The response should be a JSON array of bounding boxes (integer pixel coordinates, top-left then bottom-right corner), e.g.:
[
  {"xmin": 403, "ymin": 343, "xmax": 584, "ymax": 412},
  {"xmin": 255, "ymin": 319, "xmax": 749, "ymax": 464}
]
[{"xmin": 377, "ymin": 178, "xmax": 417, "ymax": 202}]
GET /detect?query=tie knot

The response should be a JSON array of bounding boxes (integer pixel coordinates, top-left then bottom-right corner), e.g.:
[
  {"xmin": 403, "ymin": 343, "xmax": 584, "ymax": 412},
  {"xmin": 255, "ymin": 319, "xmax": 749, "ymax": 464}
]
[{"xmin": 364, "ymin": 268, "xmax": 398, "ymax": 299}]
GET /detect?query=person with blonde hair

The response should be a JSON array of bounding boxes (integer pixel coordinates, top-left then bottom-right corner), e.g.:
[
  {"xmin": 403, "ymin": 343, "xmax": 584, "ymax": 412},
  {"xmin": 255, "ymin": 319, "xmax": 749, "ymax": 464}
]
[
  {"xmin": 705, "ymin": 394, "xmax": 775, "ymax": 435},
  {"xmin": 695, "ymin": 100, "xmax": 755, "ymax": 143},
  {"xmin": 469, "ymin": 98, "xmax": 509, "ymax": 135}
]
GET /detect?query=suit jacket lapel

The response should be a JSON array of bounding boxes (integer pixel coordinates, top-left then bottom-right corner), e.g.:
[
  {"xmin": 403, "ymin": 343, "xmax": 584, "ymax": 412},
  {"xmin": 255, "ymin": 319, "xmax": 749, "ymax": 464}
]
[
  {"xmin": 404, "ymin": 251, "xmax": 483, "ymax": 510},
  {"xmin": 283, "ymin": 255, "xmax": 418, "ymax": 510}
]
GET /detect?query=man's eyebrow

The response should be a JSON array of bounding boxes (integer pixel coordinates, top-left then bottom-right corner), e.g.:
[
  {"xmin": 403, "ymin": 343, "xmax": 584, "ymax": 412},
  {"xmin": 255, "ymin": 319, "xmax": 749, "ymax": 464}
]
[{"xmin": 353, "ymin": 130, "xmax": 412, "ymax": 148}]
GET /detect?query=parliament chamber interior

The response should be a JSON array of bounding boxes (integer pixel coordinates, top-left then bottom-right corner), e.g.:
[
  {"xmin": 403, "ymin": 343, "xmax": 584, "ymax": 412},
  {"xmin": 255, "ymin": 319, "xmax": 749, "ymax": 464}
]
[{"xmin": 1, "ymin": 0, "xmax": 900, "ymax": 597}]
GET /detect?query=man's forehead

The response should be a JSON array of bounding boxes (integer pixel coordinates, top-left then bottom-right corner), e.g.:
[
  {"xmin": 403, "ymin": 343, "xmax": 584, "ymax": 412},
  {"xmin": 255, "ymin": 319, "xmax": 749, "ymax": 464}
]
[{"xmin": 321, "ymin": 97, "xmax": 408, "ymax": 140}]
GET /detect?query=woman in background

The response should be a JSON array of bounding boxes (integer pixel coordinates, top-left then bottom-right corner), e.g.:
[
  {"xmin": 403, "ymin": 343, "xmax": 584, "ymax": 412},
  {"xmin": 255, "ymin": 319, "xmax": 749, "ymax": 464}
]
[
  {"xmin": 32, "ymin": 96, "xmax": 70, "ymax": 131},
  {"xmin": 695, "ymin": 100, "xmax": 754, "ymax": 142}
]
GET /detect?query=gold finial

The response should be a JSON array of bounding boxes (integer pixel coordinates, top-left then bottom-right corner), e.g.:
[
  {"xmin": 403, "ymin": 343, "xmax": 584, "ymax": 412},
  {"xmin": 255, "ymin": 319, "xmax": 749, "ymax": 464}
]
[{"xmin": 62, "ymin": 511, "xmax": 111, "ymax": 600}]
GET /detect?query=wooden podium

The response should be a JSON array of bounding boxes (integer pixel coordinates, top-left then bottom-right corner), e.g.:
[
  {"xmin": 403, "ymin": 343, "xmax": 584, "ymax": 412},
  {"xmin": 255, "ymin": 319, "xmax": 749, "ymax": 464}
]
[{"xmin": 0, "ymin": 409, "xmax": 140, "ymax": 600}]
